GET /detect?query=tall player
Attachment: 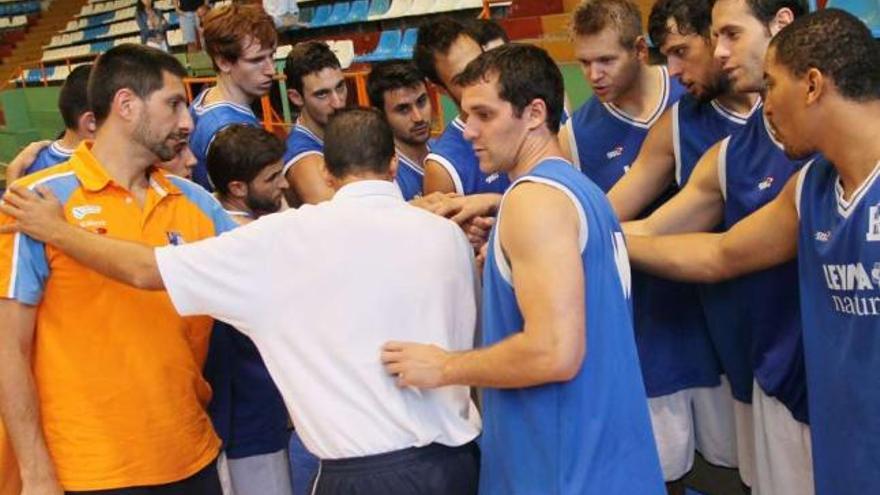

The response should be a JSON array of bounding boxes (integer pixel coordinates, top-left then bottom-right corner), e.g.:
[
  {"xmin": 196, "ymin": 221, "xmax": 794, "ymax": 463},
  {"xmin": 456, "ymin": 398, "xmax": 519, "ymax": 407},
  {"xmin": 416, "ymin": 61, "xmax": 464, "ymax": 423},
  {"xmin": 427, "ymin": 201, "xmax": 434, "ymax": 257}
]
[
  {"xmin": 382, "ymin": 43, "xmax": 665, "ymax": 495},
  {"xmin": 367, "ymin": 61, "xmax": 433, "ymax": 201},
  {"xmin": 188, "ymin": 3, "xmax": 278, "ymax": 191},
  {"xmin": 282, "ymin": 41, "xmax": 347, "ymax": 205},
  {"xmin": 624, "ymin": 0, "xmax": 809, "ymax": 493},
  {"xmin": 561, "ymin": 1, "xmax": 726, "ymax": 489},
  {"xmin": 619, "ymin": 10, "xmax": 880, "ymax": 492}
]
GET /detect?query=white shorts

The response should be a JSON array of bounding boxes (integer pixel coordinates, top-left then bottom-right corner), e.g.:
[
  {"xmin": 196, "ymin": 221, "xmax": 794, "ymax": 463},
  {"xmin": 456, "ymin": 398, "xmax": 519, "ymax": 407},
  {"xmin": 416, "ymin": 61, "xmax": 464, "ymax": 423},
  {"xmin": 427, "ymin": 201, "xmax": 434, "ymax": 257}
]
[
  {"xmin": 752, "ymin": 380, "xmax": 813, "ymax": 495},
  {"xmin": 647, "ymin": 377, "xmax": 737, "ymax": 481},
  {"xmin": 218, "ymin": 449, "xmax": 294, "ymax": 495},
  {"xmin": 733, "ymin": 395, "xmax": 755, "ymax": 488}
]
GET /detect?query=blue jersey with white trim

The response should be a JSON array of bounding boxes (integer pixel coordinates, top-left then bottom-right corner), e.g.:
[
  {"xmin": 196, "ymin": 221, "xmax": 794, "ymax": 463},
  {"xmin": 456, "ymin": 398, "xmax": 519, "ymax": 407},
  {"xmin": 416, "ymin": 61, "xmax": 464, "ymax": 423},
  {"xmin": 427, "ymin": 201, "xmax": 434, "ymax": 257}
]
[
  {"xmin": 25, "ymin": 141, "xmax": 74, "ymax": 176},
  {"xmin": 282, "ymin": 123, "xmax": 324, "ymax": 177},
  {"xmin": 569, "ymin": 69, "xmax": 721, "ymax": 397},
  {"xmin": 672, "ymin": 95, "xmax": 754, "ymax": 186},
  {"xmin": 394, "ymin": 149, "xmax": 424, "ymax": 201},
  {"xmin": 425, "ymin": 116, "xmax": 510, "ymax": 195},
  {"xmin": 480, "ymin": 158, "xmax": 664, "ymax": 495},
  {"xmin": 189, "ymin": 88, "xmax": 261, "ymax": 191},
  {"xmin": 797, "ymin": 156, "xmax": 880, "ymax": 493},
  {"xmin": 718, "ymin": 108, "xmax": 810, "ymax": 420}
]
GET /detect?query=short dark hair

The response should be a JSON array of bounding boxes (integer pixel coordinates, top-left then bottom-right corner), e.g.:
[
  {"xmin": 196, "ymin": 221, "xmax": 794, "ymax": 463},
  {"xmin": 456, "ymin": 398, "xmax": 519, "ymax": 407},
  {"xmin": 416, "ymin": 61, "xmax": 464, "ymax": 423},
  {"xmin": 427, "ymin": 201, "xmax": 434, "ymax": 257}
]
[
  {"xmin": 770, "ymin": 9, "xmax": 880, "ymax": 102},
  {"xmin": 88, "ymin": 44, "xmax": 187, "ymax": 125},
  {"xmin": 648, "ymin": 0, "xmax": 712, "ymax": 48},
  {"xmin": 367, "ymin": 61, "xmax": 425, "ymax": 111},
  {"xmin": 203, "ymin": 4, "xmax": 277, "ymax": 70},
  {"xmin": 709, "ymin": 0, "xmax": 806, "ymax": 24},
  {"xmin": 467, "ymin": 18, "xmax": 510, "ymax": 46},
  {"xmin": 414, "ymin": 17, "xmax": 478, "ymax": 86},
  {"xmin": 572, "ymin": 0, "xmax": 643, "ymax": 48},
  {"xmin": 323, "ymin": 107, "xmax": 395, "ymax": 178},
  {"xmin": 283, "ymin": 41, "xmax": 341, "ymax": 95},
  {"xmin": 207, "ymin": 124, "xmax": 286, "ymax": 196},
  {"xmin": 454, "ymin": 43, "xmax": 564, "ymax": 133},
  {"xmin": 59, "ymin": 64, "xmax": 92, "ymax": 130}
]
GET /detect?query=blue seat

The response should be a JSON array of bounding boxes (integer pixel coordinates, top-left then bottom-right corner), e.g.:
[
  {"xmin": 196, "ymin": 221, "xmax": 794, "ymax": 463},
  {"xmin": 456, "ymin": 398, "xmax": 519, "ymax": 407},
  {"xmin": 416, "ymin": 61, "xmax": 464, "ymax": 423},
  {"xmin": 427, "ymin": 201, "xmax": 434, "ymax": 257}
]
[
  {"xmin": 347, "ymin": 0, "xmax": 369, "ymax": 23},
  {"xmin": 325, "ymin": 2, "xmax": 351, "ymax": 26},
  {"xmin": 394, "ymin": 27, "xmax": 417, "ymax": 59},
  {"xmin": 300, "ymin": 5, "xmax": 315, "ymax": 23},
  {"xmin": 355, "ymin": 29, "xmax": 401, "ymax": 62},
  {"xmin": 367, "ymin": 0, "xmax": 391, "ymax": 18},
  {"xmin": 168, "ymin": 11, "xmax": 179, "ymax": 26},
  {"xmin": 310, "ymin": 4, "xmax": 333, "ymax": 27},
  {"xmin": 826, "ymin": 0, "xmax": 880, "ymax": 37}
]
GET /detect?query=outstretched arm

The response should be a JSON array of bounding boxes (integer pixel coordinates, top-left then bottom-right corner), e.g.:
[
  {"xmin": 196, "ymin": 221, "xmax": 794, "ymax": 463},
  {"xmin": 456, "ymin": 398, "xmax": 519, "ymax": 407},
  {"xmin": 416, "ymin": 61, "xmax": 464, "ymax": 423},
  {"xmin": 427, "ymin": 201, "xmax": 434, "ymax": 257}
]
[{"xmin": 286, "ymin": 155, "xmax": 334, "ymax": 205}]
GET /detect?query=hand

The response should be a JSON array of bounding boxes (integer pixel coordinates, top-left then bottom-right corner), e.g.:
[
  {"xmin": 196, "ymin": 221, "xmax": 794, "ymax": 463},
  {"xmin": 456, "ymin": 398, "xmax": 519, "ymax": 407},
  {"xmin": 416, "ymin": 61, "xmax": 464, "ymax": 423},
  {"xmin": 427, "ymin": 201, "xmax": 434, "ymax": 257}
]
[
  {"xmin": 0, "ymin": 185, "xmax": 67, "ymax": 242},
  {"xmin": 381, "ymin": 342, "xmax": 452, "ymax": 388},
  {"xmin": 463, "ymin": 216, "xmax": 494, "ymax": 249},
  {"xmin": 6, "ymin": 140, "xmax": 51, "ymax": 183},
  {"xmin": 475, "ymin": 241, "xmax": 488, "ymax": 272},
  {"xmin": 409, "ymin": 191, "xmax": 458, "ymax": 213}
]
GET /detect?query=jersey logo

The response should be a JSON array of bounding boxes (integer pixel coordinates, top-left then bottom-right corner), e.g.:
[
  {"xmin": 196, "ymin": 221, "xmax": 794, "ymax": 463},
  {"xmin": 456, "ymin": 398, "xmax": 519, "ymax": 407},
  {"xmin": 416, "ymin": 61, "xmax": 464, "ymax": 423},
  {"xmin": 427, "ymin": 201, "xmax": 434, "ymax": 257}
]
[
  {"xmin": 166, "ymin": 231, "xmax": 186, "ymax": 246},
  {"xmin": 867, "ymin": 205, "xmax": 880, "ymax": 241},
  {"xmin": 815, "ymin": 230, "xmax": 831, "ymax": 242},
  {"xmin": 606, "ymin": 146, "xmax": 623, "ymax": 160},
  {"xmin": 758, "ymin": 176, "xmax": 774, "ymax": 191},
  {"xmin": 485, "ymin": 173, "xmax": 500, "ymax": 184},
  {"xmin": 611, "ymin": 231, "xmax": 632, "ymax": 299},
  {"xmin": 71, "ymin": 205, "xmax": 102, "ymax": 220}
]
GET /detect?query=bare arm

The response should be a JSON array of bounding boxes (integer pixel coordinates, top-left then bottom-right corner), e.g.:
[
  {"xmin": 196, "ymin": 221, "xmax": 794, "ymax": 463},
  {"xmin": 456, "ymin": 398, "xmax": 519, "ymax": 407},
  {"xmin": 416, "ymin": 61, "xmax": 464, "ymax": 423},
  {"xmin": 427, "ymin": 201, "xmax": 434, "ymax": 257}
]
[
  {"xmin": 626, "ymin": 173, "xmax": 799, "ymax": 283},
  {"xmin": 286, "ymin": 155, "xmax": 334, "ymax": 205},
  {"xmin": 607, "ymin": 111, "xmax": 675, "ymax": 221},
  {"xmin": 422, "ymin": 159, "xmax": 457, "ymax": 195},
  {"xmin": 0, "ymin": 185, "xmax": 163, "ymax": 290},
  {"xmin": 0, "ymin": 299, "xmax": 62, "ymax": 493},
  {"xmin": 5, "ymin": 141, "xmax": 51, "ymax": 184},
  {"xmin": 624, "ymin": 140, "xmax": 725, "ymax": 236},
  {"xmin": 383, "ymin": 182, "xmax": 585, "ymax": 388}
]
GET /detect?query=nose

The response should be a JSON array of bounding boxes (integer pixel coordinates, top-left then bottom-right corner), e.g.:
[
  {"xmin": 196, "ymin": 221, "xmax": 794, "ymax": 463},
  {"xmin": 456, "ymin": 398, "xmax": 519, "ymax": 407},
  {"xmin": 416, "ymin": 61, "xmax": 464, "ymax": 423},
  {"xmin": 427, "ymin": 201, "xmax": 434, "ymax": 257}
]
[
  {"xmin": 411, "ymin": 106, "xmax": 424, "ymax": 123},
  {"xmin": 462, "ymin": 117, "xmax": 477, "ymax": 142},
  {"xmin": 331, "ymin": 90, "xmax": 346, "ymax": 109},
  {"xmin": 276, "ymin": 172, "xmax": 289, "ymax": 190},
  {"xmin": 667, "ymin": 57, "xmax": 683, "ymax": 78},
  {"xmin": 179, "ymin": 107, "xmax": 194, "ymax": 133},
  {"xmin": 589, "ymin": 64, "xmax": 603, "ymax": 85},
  {"xmin": 714, "ymin": 40, "xmax": 730, "ymax": 63}
]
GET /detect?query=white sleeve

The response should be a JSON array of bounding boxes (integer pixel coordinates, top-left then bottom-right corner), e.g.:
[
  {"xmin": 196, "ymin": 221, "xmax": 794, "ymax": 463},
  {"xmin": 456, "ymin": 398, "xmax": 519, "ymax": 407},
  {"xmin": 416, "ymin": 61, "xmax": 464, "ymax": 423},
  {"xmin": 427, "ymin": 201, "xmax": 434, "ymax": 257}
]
[{"xmin": 155, "ymin": 214, "xmax": 282, "ymax": 330}]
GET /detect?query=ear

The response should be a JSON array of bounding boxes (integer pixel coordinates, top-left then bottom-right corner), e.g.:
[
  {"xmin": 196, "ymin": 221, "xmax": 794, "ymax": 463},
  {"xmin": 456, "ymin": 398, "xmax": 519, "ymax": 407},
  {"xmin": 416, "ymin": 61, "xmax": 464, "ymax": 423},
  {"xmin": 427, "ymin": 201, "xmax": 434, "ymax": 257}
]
[
  {"xmin": 525, "ymin": 98, "xmax": 549, "ymax": 132},
  {"xmin": 318, "ymin": 159, "xmax": 337, "ymax": 189},
  {"xmin": 114, "ymin": 88, "xmax": 141, "ymax": 123},
  {"xmin": 227, "ymin": 180, "xmax": 249, "ymax": 199},
  {"xmin": 287, "ymin": 88, "xmax": 304, "ymax": 107},
  {"xmin": 214, "ymin": 55, "xmax": 234, "ymax": 75},
  {"xmin": 633, "ymin": 35, "xmax": 649, "ymax": 64},
  {"xmin": 78, "ymin": 111, "xmax": 97, "ymax": 137},
  {"xmin": 388, "ymin": 154, "xmax": 399, "ymax": 180},
  {"xmin": 804, "ymin": 67, "xmax": 824, "ymax": 106},
  {"xmin": 769, "ymin": 8, "xmax": 795, "ymax": 36}
]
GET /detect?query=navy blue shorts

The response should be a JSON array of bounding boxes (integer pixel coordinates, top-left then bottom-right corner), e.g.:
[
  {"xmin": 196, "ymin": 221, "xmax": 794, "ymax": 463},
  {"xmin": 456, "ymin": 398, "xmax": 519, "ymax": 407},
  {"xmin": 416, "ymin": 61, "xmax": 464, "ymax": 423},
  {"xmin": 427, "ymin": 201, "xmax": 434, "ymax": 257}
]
[{"xmin": 65, "ymin": 458, "xmax": 221, "ymax": 495}]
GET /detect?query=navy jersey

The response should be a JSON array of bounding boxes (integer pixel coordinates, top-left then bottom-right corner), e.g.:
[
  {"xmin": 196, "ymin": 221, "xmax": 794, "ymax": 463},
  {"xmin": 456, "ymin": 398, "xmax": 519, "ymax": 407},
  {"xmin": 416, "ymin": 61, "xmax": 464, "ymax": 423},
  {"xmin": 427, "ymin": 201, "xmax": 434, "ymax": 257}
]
[
  {"xmin": 568, "ymin": 68, "xmax": 721, "ymax": 397},
  {"xmin": 673, "ymin": 95, "xmax": 757, "ymax": 186},
  {"xmin": 425, "ymin": 116, "xmax": 510, "ymax": 195},
  {"xmin": 394, "ymin": 149, "xmax": 424, "ymax": 201},
  {"xmin": 480, "ymin": 158, "xmax": 664, "ymax": 495},
  {"xmin": 189, "ymin": 88, "xmax": 261, "ymax": 191},
  {"xmin": 796, "ymin": 156, "xmax": 880, "ymax": 493},
  {"xmin": 718, "ymin": 109, "xmax": 810, "ymax": 420},
  {"xmin": 26, "ymin": 141, "xmax": 74, "ymax": 175},
  {"xmin": 282, "ymin": 123, "xmax": 324, "ymax": 178}
]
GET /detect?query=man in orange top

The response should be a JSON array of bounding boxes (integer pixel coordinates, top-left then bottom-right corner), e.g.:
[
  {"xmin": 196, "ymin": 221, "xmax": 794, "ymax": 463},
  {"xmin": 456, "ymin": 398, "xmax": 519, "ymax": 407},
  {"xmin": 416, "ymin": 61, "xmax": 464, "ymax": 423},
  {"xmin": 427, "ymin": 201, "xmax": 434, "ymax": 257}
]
[{"xmin": 0, "ymin": 44, "xmax": 234, "ymax": 494}]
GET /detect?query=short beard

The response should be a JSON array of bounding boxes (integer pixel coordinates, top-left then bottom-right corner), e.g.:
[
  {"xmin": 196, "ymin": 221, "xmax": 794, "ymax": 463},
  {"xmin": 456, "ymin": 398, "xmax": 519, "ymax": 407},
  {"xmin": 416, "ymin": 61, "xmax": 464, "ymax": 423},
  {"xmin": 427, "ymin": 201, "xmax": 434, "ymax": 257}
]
[
  {"xmin": 133, "ymin": 114, "xmax": 182, "ymax": 162},
  {"xmin": 245, "ymin": 191, "xmax": 281, "ymax": 217}
]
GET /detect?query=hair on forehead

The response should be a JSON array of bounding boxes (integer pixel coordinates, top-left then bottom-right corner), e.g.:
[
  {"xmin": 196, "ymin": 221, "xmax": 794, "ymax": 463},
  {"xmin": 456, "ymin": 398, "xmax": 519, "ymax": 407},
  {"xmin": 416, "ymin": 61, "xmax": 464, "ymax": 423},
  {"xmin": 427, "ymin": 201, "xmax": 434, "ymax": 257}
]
[{"xmin": 572, "ymin": 0, "xmax": 643, "ymax": 48}]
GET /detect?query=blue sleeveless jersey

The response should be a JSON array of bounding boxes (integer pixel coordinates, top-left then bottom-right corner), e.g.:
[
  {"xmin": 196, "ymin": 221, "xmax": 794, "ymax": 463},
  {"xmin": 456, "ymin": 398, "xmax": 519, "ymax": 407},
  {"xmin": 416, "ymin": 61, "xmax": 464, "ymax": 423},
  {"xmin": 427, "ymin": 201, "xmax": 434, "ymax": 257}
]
[
  {"xmin": 672, "ymin": 95, "xmax": 755, "ymax": 186},
  {"xmin": 718, "ymin": 109, "xmax": 810, "ymax": 421},
  {"xmin": 480, "ymin": 158, "xmax": 664, "ymax": 494},
  {"xmin": 282, "ymin": 123, "xmax": 324, "ymax": 177},
  {"xmin": 394, "ymin": 149, "xmax": 424, "ymax": 201},
  {"xmin": 425, "ymin": 116, "xmax": 510, "ymax": 195},
  {"xmin": 797, "ymin": 156, "xmax": 880, "ymax": 493},
  {"xmin": 26, "ymin": 141, "xmax": 74, "ymax": 175},
  {"xmin": 189, "ymin": 89, "xmax": 261, "ymax": 191},
  {"xmin": 569, "ymin": 69, "xmax": 721, "ymax": 397}
]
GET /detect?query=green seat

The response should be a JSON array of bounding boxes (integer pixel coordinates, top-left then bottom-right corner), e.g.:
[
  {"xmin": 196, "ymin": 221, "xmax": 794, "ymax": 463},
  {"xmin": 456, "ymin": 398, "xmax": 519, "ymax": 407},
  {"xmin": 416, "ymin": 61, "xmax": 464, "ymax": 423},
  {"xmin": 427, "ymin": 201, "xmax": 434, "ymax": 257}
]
[
  {"xmin": 188, "ymin": 51, "xmax": 215, "ymax": 77},
  {"xmin": 173, "ymin": 52, "xmax": 191, "ymax": 75}
]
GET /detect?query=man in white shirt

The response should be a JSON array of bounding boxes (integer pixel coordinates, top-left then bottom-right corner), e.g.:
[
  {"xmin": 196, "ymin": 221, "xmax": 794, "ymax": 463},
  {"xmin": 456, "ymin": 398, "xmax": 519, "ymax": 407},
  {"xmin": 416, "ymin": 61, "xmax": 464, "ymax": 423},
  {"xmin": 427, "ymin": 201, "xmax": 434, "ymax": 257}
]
[{"xmin": 1, "ymin": 108, "xmax": 481, "ymax": 495}]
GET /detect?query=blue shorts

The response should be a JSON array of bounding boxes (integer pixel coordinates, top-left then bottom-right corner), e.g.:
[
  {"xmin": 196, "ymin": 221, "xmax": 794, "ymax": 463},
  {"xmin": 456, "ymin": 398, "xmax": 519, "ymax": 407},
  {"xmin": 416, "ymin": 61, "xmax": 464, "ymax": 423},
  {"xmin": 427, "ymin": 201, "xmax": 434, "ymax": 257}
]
[{"xmin": 180, "ymin": 10, "xmax": 199, "ymax": 44}]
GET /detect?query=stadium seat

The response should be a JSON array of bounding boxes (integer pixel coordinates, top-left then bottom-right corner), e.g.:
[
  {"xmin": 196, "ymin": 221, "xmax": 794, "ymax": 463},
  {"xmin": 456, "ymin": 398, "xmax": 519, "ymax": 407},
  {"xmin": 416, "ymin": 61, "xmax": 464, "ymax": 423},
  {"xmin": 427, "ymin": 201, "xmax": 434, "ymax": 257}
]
[
  {"xmin": 299, "ymin": 5, "xmax": 315, "ymax": 23},
  {"xmin": 329, "ymin": 39, "xmax": 355, "ymax": 68},
  {"xmin": 322, "ymin": 2, "xmax": 349, "ymax": 26},
  {"xmin": 367, "ymin": 0, "xmax": 391, "ymax": 20},
  {"xmin": 395, "ymin": 28, "xmax": 417, "ymax": 59},
  {"xmin": 826, "ymin": 0, "xmax": 880, "ymax": 36},
  {"xmin": 379, "ymin": 0, "xmax": 413, "ymax": 19},
  {"xmin": 310, "ymin": 4, "xmax": 333, "ymax": 27},
  {"xmin": 456, "ymin": 0, "xmax": 484, "ymax": 9},
  {"xmin": 347, "ymin": 0, "xmax": 369, "ymax": 23},
  {"xmin": 355, "ymin": 29, "xmax": 401, "ymax": 62}
]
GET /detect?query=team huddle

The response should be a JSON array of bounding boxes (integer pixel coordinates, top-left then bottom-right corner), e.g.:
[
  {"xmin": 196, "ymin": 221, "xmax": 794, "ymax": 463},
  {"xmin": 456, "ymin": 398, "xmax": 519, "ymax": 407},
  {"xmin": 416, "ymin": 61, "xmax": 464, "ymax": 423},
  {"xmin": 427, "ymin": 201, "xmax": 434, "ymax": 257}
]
[{"xmin": 0, "ymin": 0, "xmax": 878, "ymax": 494}]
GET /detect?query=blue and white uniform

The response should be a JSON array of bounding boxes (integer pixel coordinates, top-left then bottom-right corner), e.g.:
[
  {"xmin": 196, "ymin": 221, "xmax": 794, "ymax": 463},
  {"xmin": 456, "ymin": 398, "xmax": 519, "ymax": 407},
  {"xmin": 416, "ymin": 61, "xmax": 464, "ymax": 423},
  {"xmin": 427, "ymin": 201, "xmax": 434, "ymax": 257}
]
[
  {"xmin": 719, "ymin": 108, "xmax": 814, "ymax": 494},
  {"xmin": 282, "ymin": 123, "xmax": 324, "ymax": 178},
  {"xmin": 480, "ymin": 157, "xmax": 664, "ymax": 495},
  {"xmin": 796, "ymin": 156, "xmax": 880, "ymax": 494},
  {"xmin": 425, "ymin": 116, "xmax": 509, "ymax": 195},
  {"xmin": 395, "ymin": 149, "xmax": 425, "ymax": 201},
  {"xmin": 189, "ymin": 89, "xmax": 261, "ymax": 191},
  {"xmin": 26, "ymin": 141, "xmax": 75, "ymax": 175}
]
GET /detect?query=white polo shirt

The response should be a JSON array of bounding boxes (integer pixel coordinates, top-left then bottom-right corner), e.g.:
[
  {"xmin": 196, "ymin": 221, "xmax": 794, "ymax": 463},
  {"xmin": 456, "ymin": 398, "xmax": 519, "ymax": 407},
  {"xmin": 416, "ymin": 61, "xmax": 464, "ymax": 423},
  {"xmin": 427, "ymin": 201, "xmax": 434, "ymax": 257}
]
[{"xmin": 155, "ymin": 180, "xmax": 481, "ymax": 459}]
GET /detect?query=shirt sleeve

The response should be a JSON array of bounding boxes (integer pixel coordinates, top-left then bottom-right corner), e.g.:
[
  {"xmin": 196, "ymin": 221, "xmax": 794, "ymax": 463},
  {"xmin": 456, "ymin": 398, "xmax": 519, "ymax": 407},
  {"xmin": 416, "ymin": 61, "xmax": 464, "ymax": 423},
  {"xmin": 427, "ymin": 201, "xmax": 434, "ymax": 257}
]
[{"xmin": 0, "ymin": 214, "xmax": 48, "ymax": 305}]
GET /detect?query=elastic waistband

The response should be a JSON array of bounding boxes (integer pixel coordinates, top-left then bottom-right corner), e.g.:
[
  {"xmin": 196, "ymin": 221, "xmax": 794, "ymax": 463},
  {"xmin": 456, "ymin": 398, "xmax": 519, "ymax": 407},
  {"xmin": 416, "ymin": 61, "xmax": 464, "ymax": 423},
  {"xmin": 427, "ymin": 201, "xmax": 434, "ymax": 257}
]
[{"xmin": 320, "ymin": 441, "xmax": 478, "ymax": 475}]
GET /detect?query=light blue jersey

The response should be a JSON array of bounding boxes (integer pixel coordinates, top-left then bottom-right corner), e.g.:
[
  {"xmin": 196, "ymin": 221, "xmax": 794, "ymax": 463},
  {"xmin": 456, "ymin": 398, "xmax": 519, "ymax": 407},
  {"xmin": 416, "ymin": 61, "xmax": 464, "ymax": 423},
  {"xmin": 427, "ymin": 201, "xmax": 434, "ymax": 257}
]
[
  {"xmin": 796, "ymin": 156, "xmax": 880, "ymax": 493},
  {"xmin": 425, "ymin": 116, "xmax": 510, "ymax": 195},
  {"xmin": 26, "ymin": 141, "xmax": 74, "ymax": 175},
  {"xmin": 479, "ymin": 157, "xmax": 665, "ymax": 495},
  {"xmin": 282, "ymin": 123, "xmax": 324, "ymax": 178},
  {"xmin": 189, "ymin": 88, "xmax": 261, "ymax": 191}
]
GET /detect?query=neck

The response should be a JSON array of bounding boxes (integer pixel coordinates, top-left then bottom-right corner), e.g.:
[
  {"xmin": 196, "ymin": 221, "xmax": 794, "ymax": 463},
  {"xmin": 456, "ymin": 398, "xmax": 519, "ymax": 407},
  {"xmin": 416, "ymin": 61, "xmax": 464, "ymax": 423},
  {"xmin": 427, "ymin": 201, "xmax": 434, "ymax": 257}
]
[
  {"xmin": 394, "ymin": 139, "xmax": 429, "ymax": 166},
  {"xmin": 612, "ymin": 64, "xmax": 660, "ymax": 119},
  {"xmin": 299, "ymin": 111, "xmax": 325, "ymax": 140},
  {"xmin": 715, "ymin": 90, "xmax": 759, "ymax": 115},
  {"xmin": 219, "ymin": 195, "xmax": 255, "ymax": 222},
  {"xmin": 208, "ymin": 76, "xmax": 254, "ymax": 107},
  {"xmin": 817, "ymin": 100, "xmax": 880, "ymax": 195},
  {"xmin": 90, "ymin": 126, "xmax": 153, "ymax": 191},
  {"xmin": 58, "ymin": 129, "xmax": 83, "ymax": 151},
  {"xmin": 334, "ymin": 172, "xmax": 393, "ymax": 190},
  {"xmin": 508, "ymin": 130, "xmax": 564, "ymax": 180}
]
